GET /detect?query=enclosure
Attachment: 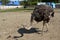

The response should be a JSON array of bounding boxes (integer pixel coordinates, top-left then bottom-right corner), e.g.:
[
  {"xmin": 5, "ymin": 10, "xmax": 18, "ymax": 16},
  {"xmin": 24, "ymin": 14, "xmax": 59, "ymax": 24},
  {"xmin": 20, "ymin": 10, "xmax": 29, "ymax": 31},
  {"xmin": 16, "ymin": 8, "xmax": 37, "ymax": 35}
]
[{"xmin": 0, "ymin": 9, "xmax": 60, "ymax": 40}]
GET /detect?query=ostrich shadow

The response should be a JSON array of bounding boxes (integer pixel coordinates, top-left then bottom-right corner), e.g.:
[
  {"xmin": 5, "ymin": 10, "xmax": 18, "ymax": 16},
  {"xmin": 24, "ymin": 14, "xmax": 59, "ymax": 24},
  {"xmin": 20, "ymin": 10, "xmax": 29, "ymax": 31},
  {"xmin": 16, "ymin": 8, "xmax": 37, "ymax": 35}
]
[{"xmin": 13, "ymin": 27, "xmax": 42, "ymax": 38}]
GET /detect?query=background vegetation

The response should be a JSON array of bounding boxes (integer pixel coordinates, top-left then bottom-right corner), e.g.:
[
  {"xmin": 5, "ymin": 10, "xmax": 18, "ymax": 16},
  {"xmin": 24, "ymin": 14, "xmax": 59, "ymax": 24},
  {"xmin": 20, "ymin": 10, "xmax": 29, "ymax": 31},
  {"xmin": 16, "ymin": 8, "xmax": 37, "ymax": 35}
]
[
  {"xmin": 1, "ymin": 0, "xmax": 9, "ymax": 5},
  {"xmin": 0, "ymin": 0, "xmax": 59, "ymax": 5}
]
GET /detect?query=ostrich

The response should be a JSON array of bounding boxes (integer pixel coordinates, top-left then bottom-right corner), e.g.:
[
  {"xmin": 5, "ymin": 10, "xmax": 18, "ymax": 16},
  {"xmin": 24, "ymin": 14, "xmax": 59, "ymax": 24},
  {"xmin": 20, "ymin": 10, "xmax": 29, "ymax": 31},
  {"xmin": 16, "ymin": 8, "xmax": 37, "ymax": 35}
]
[{"xmin": 23, "ymin": 4, "xmax": 54, "ymax": 33}]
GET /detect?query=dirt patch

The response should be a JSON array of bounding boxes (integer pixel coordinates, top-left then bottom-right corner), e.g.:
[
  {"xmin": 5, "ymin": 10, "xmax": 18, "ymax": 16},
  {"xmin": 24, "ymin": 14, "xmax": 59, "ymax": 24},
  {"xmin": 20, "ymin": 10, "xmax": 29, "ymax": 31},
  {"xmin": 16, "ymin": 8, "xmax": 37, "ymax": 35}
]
[{"xmin": 0, "ymin": 9, "xmax": 60, "ymax": 40}]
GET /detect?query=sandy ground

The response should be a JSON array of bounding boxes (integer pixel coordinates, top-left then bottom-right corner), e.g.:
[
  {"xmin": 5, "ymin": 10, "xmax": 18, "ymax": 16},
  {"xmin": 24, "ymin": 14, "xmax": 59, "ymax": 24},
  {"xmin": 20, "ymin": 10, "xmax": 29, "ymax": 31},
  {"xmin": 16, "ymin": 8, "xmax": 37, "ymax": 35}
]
[{"xmin": 0, "ymin": 9, "xmax": 60, "ymax": 40}]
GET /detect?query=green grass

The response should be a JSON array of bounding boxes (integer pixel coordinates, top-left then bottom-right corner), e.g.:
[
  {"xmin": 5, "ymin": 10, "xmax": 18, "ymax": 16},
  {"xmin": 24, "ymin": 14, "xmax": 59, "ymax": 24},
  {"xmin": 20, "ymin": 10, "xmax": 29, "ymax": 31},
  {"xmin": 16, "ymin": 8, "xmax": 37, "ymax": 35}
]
[{"xmin": 0, "ymin": 8, "xmax": 34, "ymax": 12}]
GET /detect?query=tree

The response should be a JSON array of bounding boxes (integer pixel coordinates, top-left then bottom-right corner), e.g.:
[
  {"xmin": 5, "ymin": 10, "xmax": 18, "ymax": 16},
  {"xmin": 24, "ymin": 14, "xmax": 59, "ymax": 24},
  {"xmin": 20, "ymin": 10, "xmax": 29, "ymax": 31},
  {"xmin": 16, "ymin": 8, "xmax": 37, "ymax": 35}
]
[
  {"xmin": 27, "ymin": 0, "xmax": 42, "ymax": 5},
  {"xmin": 1, "ymin": 0, "xmax": 9, "ymax": 5},
  {"xmin": 42, "ymin": 0, "xmax": 57, "ymax": 3}
]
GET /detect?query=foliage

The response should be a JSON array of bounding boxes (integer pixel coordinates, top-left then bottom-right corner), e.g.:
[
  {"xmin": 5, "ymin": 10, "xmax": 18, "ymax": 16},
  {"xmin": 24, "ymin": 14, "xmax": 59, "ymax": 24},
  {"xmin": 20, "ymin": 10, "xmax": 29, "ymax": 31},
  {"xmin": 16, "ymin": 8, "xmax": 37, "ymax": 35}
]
[
  {"xmin": 42, "ymin": 0, "xmax": 57, "ymax": 3},
  {"xmin": 1, "ymin": 0, "xmax": 9, "ymax": 5}
]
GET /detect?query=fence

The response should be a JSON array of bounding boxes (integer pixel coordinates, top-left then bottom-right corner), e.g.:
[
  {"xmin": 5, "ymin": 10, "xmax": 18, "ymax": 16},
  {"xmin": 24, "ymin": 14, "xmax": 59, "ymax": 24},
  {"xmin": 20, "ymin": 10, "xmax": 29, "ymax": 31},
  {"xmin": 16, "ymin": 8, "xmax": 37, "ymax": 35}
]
[
  {"xmin": 0, "ymin": 6, "xmax": 23, "ymax": 10},
  {"xmin": 55, "ymin": 3, "xmax": 60, "ymax": 8}
]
